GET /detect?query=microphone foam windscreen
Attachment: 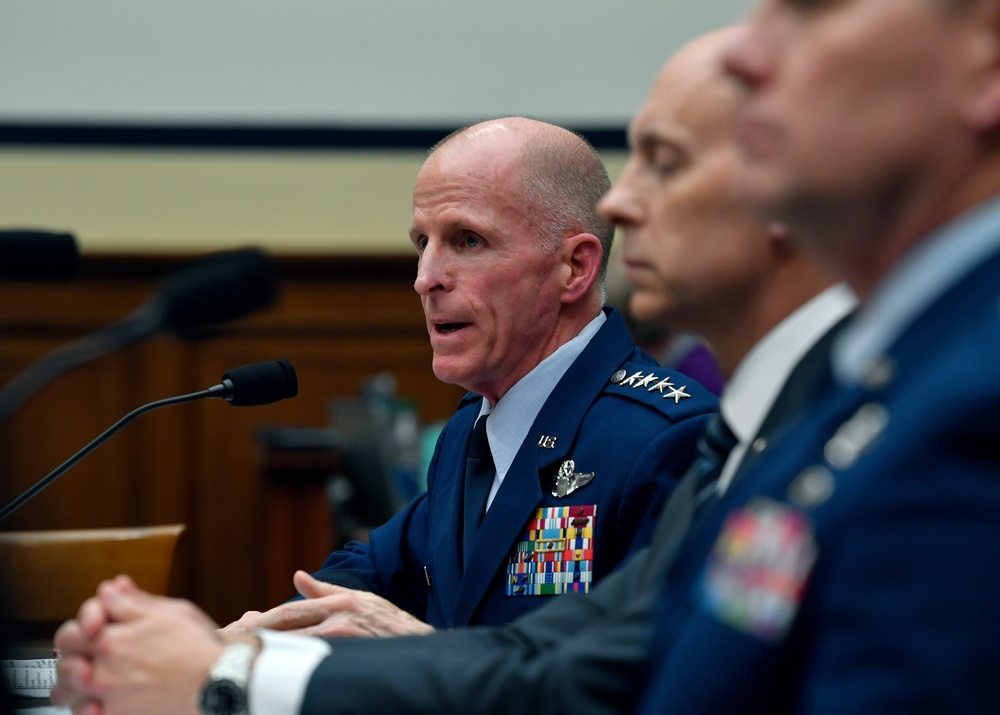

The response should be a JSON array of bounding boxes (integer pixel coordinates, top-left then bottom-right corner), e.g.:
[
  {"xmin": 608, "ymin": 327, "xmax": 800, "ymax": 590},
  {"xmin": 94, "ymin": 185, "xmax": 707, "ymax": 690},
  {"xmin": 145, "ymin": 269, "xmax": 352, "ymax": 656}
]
[
  {"xmin": 222, "ymin": 359, "xmax": 298, "ymax": 406},
  {"xmin": 0, "ymin": 230, "xmax": 79, "ymax": 283},
  {"xmin": 156, "ymin": 248, "xmax": 277, "ymax": 334}
]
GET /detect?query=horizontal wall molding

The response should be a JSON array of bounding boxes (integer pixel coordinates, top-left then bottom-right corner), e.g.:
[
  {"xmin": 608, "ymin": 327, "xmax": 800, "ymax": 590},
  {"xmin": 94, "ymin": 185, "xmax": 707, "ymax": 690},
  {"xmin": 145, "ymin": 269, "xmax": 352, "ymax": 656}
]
[{"xmin": 0, "ymin": 123, "xmax": 628, "ymax": 151}]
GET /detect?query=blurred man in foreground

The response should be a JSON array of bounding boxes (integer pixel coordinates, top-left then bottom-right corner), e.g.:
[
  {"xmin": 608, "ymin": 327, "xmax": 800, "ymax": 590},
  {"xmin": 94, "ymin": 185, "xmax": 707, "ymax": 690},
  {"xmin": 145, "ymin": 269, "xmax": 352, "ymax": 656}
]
[{"xmin": 636, "ymin": 1, "xmax": 1000, "ymax": 711}]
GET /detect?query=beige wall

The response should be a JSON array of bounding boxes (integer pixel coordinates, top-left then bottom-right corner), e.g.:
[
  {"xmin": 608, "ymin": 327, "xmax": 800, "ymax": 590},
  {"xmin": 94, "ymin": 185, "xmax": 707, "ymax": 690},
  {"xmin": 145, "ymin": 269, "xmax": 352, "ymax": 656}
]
[{"xmin": 0, "ymin": 149, "xmax": 628, "ymax": 255}]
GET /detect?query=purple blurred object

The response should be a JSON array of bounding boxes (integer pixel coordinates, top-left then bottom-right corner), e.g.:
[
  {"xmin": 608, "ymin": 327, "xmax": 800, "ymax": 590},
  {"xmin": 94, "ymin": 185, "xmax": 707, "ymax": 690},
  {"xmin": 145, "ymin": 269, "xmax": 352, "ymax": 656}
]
[{"xmin": 658, "ymin": 334, "xmax": 725, "ymax": 397}]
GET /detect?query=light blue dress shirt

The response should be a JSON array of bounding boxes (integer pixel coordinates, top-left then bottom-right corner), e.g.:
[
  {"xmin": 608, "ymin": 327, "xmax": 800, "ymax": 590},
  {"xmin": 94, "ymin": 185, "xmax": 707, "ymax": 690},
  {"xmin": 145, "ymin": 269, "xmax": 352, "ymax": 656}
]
[{"xmin": 477, "ymin": 311, "xmax": 607, "ymax": 509}]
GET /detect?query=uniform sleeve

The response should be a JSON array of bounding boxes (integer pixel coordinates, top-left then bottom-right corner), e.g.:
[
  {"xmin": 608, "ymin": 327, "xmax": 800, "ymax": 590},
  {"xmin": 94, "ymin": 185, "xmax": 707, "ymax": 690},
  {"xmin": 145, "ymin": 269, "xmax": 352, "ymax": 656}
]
[
  {"xmin": 308, "ymin": 491, "xmax": 430, "ymax": 614},
  {"xmin": 307, "ymin": 424, "xmax": 450, "ymax": 616}
]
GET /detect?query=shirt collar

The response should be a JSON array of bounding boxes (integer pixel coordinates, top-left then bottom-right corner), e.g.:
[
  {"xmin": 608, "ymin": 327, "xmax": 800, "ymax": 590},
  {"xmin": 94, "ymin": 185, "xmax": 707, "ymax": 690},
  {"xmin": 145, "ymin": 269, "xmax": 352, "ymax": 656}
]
[
  {"xmin": 478, "ymin": 311, "xmax": 607, "ymax": 479},
  {"xmin": 833, "ymin": 194, "xmax": 1000, "ymax": 386},
  {"xmin": 722, "ymin": 283, "xmax": 857, "ymax": 445}
]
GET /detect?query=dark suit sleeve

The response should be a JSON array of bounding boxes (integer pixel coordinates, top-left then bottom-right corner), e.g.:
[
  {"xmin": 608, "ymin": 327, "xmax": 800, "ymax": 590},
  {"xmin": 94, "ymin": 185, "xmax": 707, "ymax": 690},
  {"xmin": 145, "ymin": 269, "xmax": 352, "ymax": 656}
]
[
  {"xmin": 301, "ymin": 544, "xmax": 659, "ymax": 715},
  {"xmin": 615, "ymin": 412, "xmax": 710, "ymax": 560}
]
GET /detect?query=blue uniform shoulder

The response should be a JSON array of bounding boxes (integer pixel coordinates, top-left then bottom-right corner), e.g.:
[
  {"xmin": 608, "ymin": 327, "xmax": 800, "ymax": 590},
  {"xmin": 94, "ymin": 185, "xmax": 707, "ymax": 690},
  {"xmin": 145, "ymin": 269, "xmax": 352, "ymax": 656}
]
[{"xmin": 603, "ymin": 361, "xmax": 717, "ymax": 421}]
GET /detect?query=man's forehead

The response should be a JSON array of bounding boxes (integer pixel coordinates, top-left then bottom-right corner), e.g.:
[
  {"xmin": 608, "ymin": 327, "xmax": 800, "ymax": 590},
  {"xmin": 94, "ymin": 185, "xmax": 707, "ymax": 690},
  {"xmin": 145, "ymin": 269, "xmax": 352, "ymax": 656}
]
[
  {"xmin": 628, "ymin": 104, "xmax": 681, "ymax": 149},
  {"xmin": 422, "ymin": 131, "xmax": 522, "ymax": 182},
  {"xmin": 411, "ymin": 160, "xmax": 528, "ymax": 232},
  {"xmin": 433, "ymin": 122, "xmax": 523, "ymax": 164},
  {"xmin": 629, "ymin": 43, "xmax": 741, "ymax": 151},
  {"xmin": 628, "ymin": 72, "xmax": 709, "ymax": 148},
  {"xmin": 416, "ymin": 156, "xmax": 518, "ymax": 212},
  {"xmin": 632, "ymin": 69, "xmax": 678, "ymax": 127}
]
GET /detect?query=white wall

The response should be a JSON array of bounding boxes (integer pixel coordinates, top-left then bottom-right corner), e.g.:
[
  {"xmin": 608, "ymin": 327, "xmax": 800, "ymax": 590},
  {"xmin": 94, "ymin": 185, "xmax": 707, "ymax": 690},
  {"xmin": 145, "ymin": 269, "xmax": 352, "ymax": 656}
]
[
  {"xmin": 0, "ymin": 1, "xmax": 755, "ymax": 254},
  {"xmin": 1, "ymin": 0, "xmax": 753, "ymax": 127}
]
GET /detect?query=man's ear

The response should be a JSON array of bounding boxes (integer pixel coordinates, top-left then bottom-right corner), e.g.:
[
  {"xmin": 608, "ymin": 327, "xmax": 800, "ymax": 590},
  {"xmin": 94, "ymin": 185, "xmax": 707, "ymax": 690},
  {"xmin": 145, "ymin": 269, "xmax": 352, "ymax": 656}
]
[
  {"xmin": 767, "ymin": 220, "xmax": 790, "ymax": 243},
  {"xmin": 767, "ymin": 220, "xmax": 795, "ymax": 258},
  {"xmin": 559, "ymin": 233, "xmax": 603, "ymax": 304}
]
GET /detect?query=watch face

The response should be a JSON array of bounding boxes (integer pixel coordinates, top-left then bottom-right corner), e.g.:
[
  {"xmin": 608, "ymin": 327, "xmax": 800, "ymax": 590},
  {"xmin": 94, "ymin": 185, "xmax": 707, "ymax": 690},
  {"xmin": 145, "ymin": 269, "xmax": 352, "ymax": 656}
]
[{"xmin": 200, "ymin": 679, "xmax": 247, "ymax": 715}]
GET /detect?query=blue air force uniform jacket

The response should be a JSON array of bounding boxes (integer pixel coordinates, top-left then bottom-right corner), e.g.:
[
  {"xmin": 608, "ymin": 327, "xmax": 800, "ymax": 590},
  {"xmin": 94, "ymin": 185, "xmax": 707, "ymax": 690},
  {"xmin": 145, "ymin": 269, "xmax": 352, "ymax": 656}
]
[
  {"xmin": 310, "ymin": 308, "xmax": 716, "ymax": 628},
  {"xmin": 637, "ymin": 246, "xmax": 1000, "ymax": 713}
]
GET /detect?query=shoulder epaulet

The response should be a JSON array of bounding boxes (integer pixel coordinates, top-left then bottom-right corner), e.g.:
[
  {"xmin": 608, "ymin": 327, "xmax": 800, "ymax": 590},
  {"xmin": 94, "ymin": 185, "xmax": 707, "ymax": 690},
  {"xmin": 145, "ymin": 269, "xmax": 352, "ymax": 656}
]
[{"xmin": 603, "ymin": 361, "xmax": 717, "ymax": 420}]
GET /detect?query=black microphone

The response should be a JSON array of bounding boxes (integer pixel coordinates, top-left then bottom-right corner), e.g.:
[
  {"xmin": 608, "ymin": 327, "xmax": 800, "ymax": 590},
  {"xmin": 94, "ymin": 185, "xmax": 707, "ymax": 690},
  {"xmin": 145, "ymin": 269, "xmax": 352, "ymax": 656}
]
[
  {"xmin": 0, "ymin": 360, "xmax": 298, "ymax": 522},
  {"xmin": 216, "ymin": 359, "xmax": 299, "ymax": 406},
  {"xmin": 146, "ymin": 247, "xmax": 277, "ymax": 337},
  {"xmin": 0, "ymin": 248, "xmax": 277, "ymax": 425},
  {"xmin": 0, "ymin": 229, "xmax": 79, "ymax": 283}
]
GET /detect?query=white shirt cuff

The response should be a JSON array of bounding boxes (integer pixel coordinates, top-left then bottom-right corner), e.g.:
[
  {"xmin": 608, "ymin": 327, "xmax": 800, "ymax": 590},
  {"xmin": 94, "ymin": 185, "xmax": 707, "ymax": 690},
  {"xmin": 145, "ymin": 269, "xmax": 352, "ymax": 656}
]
[{"xmin": 250, "ymin": 629, "xmax": 332, "ymax": 715}]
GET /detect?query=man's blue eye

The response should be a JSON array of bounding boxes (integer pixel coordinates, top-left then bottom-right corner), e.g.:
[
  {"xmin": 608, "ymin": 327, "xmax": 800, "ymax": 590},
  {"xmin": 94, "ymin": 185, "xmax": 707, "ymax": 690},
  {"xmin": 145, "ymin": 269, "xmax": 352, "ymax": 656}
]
[{"xmin": 463, "ymin": 235, "xmax": 481, "ymax": 248}]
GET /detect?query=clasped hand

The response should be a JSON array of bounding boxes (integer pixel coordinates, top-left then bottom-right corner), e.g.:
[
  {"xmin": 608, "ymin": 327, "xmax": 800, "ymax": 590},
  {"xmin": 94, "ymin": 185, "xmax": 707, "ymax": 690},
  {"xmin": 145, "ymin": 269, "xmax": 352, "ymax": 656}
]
[
  {"xmin": 51, "ymin": 575, "xmax": 227, "ymax": 715},
  {"xmin": 50, "ymin": 570, "xmax": 432, "ymax": 714},
  {"xmin": 220, "ymin": 570, "xmax": 435, "ymax": 638}
]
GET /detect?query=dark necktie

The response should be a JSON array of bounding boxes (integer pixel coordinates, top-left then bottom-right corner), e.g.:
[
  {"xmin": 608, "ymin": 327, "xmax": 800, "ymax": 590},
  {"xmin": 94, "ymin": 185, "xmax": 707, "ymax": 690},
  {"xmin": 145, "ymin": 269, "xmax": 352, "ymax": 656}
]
[
  {"xmin": 462, "ymin": 414, "xmax": 494, "ymax": 568},
  {"xmin": 692, "ymin": 413, "xmax": 739, "ymax": 508},
  {"xmin": 734, "ymin": 312, "xmax": 849, "ymax": 480}
]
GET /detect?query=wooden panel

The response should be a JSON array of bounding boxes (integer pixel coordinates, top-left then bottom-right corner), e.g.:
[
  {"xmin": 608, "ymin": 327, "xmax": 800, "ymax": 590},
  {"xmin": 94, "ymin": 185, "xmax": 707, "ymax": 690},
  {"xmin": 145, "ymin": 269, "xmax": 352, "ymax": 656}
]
[
  {"xmin": 0, "ymin": 524, "xmax": 186, "ymax": 638},
  {"xmin": 0, "ymin": 254, "xmax": 464, "ymax": 624}
]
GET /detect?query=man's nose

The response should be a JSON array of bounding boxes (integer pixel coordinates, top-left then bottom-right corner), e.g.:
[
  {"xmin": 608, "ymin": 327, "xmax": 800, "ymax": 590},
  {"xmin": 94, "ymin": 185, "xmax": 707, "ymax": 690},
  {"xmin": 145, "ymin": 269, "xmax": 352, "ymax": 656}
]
[
  {"xmin": 414, "ymin": 241, "xmax": 452, "ymax": 295},
  {"xmin": 721, "ymin": 11, "xmax": 776, "ymax": 92},
  {"xmin": 598, "ymin": 161, "xmax": 645, "ymax": 230}
]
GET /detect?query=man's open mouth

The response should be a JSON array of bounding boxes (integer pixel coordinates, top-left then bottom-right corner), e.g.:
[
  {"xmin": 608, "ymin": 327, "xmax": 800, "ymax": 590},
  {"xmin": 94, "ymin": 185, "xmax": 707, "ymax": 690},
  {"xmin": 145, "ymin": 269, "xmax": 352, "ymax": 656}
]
[{"xmin": 436, "ymin": 322, "xmax": 469, "ymax": 334}]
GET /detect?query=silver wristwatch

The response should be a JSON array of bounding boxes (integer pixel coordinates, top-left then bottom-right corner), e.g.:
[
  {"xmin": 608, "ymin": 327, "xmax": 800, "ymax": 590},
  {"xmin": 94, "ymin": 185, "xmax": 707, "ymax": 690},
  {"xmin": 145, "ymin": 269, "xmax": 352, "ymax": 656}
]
[{"xmin": 197, "ymin": 641, "xmax": 259, "ymax": 715}]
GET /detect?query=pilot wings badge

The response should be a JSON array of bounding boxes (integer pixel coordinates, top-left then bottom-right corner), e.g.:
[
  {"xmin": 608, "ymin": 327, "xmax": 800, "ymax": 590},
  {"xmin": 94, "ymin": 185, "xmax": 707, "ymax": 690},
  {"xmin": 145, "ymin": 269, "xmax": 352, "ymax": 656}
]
[{"xmin": 552, "ymin": 459, "xmax": 595, "ymax": 498}]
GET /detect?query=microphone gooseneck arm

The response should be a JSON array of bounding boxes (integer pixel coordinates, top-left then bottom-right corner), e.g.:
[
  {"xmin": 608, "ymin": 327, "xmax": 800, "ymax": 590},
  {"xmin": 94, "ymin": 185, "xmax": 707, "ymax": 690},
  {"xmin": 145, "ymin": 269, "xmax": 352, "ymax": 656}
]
[
  {"xmin": 0, "ymin": 302, "xmax": 163, "ymax": 426},
  {"xmin": 0, "ymin": 388, "xmax": 211, "ymax": 523},
  {"xmin": 0, "ymin": 248, "xmax": 277, "ymax": 427}
]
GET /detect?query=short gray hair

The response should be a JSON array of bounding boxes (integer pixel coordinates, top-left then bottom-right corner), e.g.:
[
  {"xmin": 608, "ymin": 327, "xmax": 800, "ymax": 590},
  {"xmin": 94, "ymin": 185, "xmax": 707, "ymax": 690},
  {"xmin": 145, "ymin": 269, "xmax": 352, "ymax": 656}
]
[
  {"xmin": 518, "ymin": 130, "xmax": 614, "ymax": 292},
  {"xmin": 430, "ymin": 118, "xmax": 615, "ymax": 297}
]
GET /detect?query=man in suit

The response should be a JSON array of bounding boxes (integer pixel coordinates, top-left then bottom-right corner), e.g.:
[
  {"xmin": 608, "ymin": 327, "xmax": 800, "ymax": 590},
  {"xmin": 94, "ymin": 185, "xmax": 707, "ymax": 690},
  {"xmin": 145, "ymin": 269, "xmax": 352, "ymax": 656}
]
[
  {"xmin": 49, "ymin": 28, "xmax": 858, "ymax": 715},
  {"xmin": 223, "ymin": 117, "xmax": 715, "ymax": 635},
  {"xmin": 633, "ymin": 1, "xmax": 1000, "ymax": 711}
]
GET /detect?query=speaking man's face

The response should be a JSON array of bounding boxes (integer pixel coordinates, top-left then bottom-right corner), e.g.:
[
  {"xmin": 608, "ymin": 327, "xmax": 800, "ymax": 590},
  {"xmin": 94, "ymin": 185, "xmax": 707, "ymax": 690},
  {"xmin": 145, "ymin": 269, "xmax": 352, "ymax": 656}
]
[{"xmin": 410, "ymin": 132, "xmax": 570, "ymax": 404}]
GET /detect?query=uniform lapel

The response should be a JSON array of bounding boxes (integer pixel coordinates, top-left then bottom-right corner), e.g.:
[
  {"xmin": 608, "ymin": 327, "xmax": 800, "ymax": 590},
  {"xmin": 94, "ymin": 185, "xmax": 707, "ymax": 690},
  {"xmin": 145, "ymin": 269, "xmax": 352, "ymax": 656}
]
[
  {"xmin": 451, "ymin": 309, "xmax": 637, "ymax": 625},
  {"xmin": 710, "ymin": 247, "xmax": 1000, "ymax": 559},
  {"xmin": 452, "ymin": 443, "xmax": 547, "ymax": 625},
  {"xmin": 426, "ymin": 411, "xmax": 477, "ymax": 627}
]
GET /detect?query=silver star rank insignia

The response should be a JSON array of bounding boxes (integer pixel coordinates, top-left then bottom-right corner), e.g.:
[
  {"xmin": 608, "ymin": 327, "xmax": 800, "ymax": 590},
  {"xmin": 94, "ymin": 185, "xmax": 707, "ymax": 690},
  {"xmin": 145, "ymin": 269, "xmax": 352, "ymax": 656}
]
[
  {"xmin": 665, "ymin": 385, "xmax": 691, "ymax": 403},
  {"xmin": 552, "ymin": 459, "xmax": 595, "ymax": 498}
]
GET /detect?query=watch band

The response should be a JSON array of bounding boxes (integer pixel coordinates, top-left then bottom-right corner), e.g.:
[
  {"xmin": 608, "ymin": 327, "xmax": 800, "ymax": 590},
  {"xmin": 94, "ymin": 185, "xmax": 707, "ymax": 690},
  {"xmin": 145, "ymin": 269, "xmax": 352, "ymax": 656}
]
[
  {"xmin": 209, "ymin": 641, "xmax": 258, "ymax": 689},
  {"xmin": 198, "ymin": 641, "xmax": 259, "ymax": 715}
]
